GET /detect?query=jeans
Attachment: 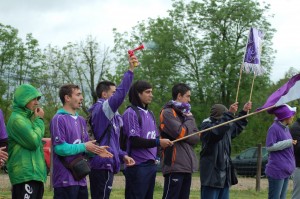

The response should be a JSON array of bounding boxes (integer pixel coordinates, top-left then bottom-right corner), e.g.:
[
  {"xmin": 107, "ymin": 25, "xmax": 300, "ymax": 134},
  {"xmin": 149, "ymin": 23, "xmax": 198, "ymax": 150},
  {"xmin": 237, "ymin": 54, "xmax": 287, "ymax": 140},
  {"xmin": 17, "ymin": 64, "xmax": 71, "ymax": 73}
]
[
  {"xmin": 201, "ymin": 185, "xmax": 229, "ymax": 199},
  {"xmin": 267, "ymin": 175, "xmax": 289, "ymax": 199}
]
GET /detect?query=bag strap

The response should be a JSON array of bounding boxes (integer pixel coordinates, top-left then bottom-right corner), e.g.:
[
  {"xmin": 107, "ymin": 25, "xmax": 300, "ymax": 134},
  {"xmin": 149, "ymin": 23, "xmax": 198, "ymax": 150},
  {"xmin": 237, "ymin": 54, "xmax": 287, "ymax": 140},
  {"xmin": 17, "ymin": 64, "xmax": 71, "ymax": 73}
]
[
  {"xmin": 59, "ymin": 118, "xmax": 86, "ymax": 168},
  {"xmin": 127, "ymin": 105, "xmax": 142, "ymax": 126},
  {"xmin": 89, "ymin": 101, "xmax": 113, "ymax": 145},
  {"xmin": 94, "ymin": 122, "xmax": 112, "ymax": 145}
]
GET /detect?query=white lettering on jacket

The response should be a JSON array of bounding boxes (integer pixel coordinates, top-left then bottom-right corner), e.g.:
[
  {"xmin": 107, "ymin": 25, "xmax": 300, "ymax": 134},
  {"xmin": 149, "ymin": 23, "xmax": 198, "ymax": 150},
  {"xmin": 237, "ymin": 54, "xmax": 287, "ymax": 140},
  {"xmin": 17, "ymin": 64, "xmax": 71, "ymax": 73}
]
[{"xmin": 147, "ymin": 131, "xmax": 156, "ymax": 139}]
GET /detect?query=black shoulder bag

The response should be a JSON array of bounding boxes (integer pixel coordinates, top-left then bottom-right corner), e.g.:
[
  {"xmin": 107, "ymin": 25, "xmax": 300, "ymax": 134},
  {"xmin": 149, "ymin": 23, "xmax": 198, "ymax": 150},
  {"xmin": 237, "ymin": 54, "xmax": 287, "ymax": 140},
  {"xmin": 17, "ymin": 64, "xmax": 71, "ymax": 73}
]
[{"xmin": 59, "ymin": 121, "xmax": 91, "ymax": 181}]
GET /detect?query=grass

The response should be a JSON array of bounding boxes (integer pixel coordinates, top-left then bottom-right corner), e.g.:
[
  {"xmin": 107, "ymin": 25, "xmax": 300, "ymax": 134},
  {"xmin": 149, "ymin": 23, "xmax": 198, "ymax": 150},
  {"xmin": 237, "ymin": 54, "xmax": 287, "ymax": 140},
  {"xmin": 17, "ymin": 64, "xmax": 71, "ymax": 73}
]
[
  {"xmin": 0, "ymin": 187, "xmax": 292, "ymax": 199},
  {"xmin": 0, "ymin": 171, "xmax": 293, "ymax": 198}
]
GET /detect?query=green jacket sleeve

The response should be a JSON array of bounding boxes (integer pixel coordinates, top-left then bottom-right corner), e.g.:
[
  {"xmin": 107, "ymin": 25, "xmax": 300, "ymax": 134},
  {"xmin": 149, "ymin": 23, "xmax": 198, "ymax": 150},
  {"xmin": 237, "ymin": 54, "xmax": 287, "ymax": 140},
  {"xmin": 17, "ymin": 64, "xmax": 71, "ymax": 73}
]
[{"xmin": 10, "ymin": 117, "xmax": 45, "ymax": 151}]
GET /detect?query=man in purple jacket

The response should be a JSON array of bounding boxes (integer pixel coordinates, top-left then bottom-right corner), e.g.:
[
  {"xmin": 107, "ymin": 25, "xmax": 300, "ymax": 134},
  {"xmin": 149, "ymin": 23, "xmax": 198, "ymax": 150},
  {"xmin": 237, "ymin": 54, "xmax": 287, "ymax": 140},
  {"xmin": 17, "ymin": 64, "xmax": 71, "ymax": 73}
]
[
  {"xmin": 50, "ymin": 84, "xmax": 113, "ymax": 199},
  {"xmin": 0, "ymin": 109, "xmax": 8, "ymax": 165},
  {"xmin": 89, "ymin": 55, "xmax": 137, "ymax": 199},
  {"xmin": 122, "ymin": 80, "xmax": 173, "ymax": 199}
]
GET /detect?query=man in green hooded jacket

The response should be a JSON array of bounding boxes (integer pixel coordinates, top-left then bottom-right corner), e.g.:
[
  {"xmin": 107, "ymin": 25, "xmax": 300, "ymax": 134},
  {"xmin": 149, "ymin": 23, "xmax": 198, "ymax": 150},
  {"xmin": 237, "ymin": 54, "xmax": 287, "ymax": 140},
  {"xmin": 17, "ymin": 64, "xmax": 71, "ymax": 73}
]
[{"xmin": 7, "ymin": 84, "xmax": 46, "ymax": 199}]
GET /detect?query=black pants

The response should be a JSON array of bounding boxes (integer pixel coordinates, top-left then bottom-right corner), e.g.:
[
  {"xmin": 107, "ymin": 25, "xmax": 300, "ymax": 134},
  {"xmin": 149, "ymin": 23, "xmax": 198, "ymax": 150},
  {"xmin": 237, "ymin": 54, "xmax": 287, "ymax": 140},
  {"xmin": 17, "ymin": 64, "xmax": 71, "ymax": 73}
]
[
  {"xmin": 89, "ymin": 169, "xmax": 114, "ymax": 199},
  {"xmin": 54, "ymin": 185, "xmax": 88, "ymax": 199},
  {"xmin": 162, "ymin": 173, "xmax": 192, "ymax": 199},
  {"xmin": 12, "ymin": 180, "xmax": 44, "ymax": 199},
  {"xmin": 124, "ymin": 161, "xmax": 157, "ymax": 199}
]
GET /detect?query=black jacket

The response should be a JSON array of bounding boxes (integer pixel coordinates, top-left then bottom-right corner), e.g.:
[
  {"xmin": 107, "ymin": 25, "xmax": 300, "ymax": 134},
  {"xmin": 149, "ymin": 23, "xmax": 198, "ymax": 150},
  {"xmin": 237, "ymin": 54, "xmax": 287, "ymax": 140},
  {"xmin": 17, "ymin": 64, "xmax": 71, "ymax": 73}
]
[
  {"xmin": 290, "ymin": 118, "xmax": 300, "ymax": 167},
  {"xmin": 199, "ymin": 111, "xmax": 248, "ymax": 188}
]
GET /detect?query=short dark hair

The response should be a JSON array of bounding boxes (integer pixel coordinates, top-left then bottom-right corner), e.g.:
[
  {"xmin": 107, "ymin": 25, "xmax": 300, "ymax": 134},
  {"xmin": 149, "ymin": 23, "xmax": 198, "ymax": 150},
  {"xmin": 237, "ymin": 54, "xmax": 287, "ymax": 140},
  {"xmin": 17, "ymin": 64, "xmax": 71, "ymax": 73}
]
[
  {"xmin": 96, "ymin": 81, "xmax": 116, "ymax": 98},
  {"xmin": 129, "ymin": 80, "xmax": 152, "ymax": 109},
  {"xmin": 59, "ymin": 84, "xmax": 80, "ymax": 104},
  {"xmin": 172, "ymin": 83, "xmax": 191, "ymax": 100}
]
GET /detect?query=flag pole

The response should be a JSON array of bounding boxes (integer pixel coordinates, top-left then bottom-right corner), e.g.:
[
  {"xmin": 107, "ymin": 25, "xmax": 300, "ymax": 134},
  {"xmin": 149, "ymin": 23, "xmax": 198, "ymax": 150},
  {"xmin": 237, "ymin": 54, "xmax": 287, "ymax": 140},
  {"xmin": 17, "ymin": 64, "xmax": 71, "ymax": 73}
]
[
  {"xmin": 236, "ymin": 28, "xmax": 251, "ymax": 102},
  {"xmin": 172, "ymin": 105, "xmax": 275, "ymax": 143},
  {"xmin": 249, "ymin": 73, "xmax": 256, "ymax": 102},
  {"xmin": 248, "ymin": 72, "xmax": 256, "ymax": 113},
  {"xmin": 235, "ymin": 64, "xmax": 244, "ymax": 102}
]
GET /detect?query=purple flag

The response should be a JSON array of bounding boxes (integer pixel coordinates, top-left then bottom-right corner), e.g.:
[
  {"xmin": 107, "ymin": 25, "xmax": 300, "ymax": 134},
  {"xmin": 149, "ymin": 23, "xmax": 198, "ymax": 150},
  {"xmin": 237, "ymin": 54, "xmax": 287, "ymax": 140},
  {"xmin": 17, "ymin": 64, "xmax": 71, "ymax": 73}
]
[
  {"xmin": 257, "ymin": 73, "xmax": 300, "ymax": 111},
  {"xmin": 243, "ymin": 27, "xmax": 264, "ymax": 75}
]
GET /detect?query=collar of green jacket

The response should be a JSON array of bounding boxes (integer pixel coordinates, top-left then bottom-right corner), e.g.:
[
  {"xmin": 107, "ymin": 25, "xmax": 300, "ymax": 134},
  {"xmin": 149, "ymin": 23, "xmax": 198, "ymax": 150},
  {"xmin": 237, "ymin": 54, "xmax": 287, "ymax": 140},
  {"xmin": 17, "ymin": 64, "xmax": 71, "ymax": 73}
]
[
  {"xmin": 12, "ymin": 84, "xmax": 42, "ymax": 117},
  {"xmin": 57, "ymin": 108, "xmax": 79, "ymax": 116}
]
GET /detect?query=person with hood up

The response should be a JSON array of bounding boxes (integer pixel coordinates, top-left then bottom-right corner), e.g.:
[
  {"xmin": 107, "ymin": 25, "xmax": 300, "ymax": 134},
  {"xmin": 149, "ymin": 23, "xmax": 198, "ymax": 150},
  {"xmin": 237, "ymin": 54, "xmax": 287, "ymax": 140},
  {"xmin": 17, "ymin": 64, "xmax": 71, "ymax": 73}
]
[
  {"xmin": 199, "ymin": 101, "xmax": 252, "ymax": 199},
  {"xmin": 6, "ymin": 84, "xmax": 46, "ymax": 199}
]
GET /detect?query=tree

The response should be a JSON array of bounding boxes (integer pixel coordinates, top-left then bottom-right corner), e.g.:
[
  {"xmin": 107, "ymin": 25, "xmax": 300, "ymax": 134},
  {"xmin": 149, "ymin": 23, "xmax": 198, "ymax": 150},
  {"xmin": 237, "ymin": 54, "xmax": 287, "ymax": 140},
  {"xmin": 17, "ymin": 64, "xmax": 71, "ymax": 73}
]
[
  {"xmin": 171, "ymin": 0, "xmax": 276, "ymax": 106},
  {"xmin": 44, "ymin": 36, "xmax": 112, "ymax": 113},
  {"xmin": 0, "ymin": 23, "xmax": 21, "ymax": 108},
  {"xmin": 112, "ymin": 0, "xmax": 275, "ymax": 117},
  {"xmin": 14, "ymin": 33, "xmax": 44, "ymax": 86}
]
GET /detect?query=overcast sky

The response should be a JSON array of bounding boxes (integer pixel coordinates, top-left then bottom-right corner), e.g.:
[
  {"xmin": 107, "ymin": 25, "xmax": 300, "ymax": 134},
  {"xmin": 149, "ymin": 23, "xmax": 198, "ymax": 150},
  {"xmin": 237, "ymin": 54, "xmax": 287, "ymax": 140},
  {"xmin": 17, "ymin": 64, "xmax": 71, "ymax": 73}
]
[{"xmin": 1, "ymin": 0, "xmax": 299, "ymax": 82}]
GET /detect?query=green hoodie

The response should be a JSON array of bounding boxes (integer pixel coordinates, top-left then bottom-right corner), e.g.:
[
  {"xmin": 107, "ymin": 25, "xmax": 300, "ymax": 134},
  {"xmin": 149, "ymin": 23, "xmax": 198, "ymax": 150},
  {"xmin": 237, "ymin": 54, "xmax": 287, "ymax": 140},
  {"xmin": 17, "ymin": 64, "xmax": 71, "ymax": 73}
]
[{"xmin": 7, "ymin": 84, "xmax": 47, "ymax": 185}]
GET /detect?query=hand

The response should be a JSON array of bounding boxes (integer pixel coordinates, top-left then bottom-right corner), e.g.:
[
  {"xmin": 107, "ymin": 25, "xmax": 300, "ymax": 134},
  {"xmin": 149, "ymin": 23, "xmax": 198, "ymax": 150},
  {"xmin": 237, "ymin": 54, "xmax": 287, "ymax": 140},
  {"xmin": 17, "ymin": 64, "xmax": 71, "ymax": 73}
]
[
  {"xmin": 160, "ymin": 139, "xmax": 173, "ymax": 148},
  {"xmin": 34, "ymin": 107, "xmax": 44, "ymax": 119},
  {"xmin": 85, "ymin": 140, "xmax": 113, "ymax": 158},
  {"xmin": 128, "ymin": 55, "xmax": 139, "ymax": 71},
  {"xmin": 0, "ymin": 147, "xmax": 8, "ymax": 162},
  {"xmin": 243, "ymin": 101, "xmax": 252, "ymax": 112},
  {"xmin": 183, "ymin": 112, "xmax": 193, "ymax": 117},
  {"xmin": 123, "ymin": 155, "xmax": 135, "ymax": 167},
  {"xmin": 293, "ymin": 139, "xmax": 298, "ymax": 145},
  {"xmin": 0, "ymin": 158, "xmax": 5, "ymax": 167},
  {"xmin": 229, "ymin": 102, "xmax": 238, "ymax": 114}
]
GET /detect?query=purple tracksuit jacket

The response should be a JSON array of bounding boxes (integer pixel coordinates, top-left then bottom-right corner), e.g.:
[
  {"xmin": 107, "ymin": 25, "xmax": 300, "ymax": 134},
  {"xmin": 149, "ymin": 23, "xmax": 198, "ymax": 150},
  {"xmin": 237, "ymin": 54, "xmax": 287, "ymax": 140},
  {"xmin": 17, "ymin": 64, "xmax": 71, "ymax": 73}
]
[{"xmin": 89, "ymin": 70, "xmax": 133, "ymax": 173}]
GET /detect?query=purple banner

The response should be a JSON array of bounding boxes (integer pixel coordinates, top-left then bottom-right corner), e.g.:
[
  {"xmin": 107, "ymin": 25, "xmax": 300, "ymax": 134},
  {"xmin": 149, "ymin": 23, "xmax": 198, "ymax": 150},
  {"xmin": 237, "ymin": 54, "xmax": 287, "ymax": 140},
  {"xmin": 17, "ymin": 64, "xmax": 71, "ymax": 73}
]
[
  {"xmin": 257, "ymin": 73, "xmax": 300, "ymax": 112},
  {"xmin": 243, "ymin": 27, "xmax": 264, "ymax": 75}
]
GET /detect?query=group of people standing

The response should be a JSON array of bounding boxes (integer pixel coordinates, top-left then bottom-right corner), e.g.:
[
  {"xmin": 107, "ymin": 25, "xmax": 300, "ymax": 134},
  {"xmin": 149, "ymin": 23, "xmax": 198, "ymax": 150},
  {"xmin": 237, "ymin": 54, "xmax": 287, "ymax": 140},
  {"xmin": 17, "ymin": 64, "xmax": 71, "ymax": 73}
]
[
  {"xmin": 0, "ymin": 54, "xmax": 199, "ymax": 199},
  {"xmin": 0, "ymin": 52, "xmax": 299, "ymax": 199}
]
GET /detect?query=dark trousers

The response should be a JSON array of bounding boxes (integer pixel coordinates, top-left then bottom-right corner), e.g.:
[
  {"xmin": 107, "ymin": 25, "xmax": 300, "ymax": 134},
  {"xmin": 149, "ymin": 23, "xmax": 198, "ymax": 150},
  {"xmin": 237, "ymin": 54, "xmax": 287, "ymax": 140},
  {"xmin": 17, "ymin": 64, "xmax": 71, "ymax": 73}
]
[
  {"xmin": 12, "ymin": 180, "xmax": 44, "ymax": 199},
  {"xmin": 162, "ymin": 173, "xmax": 192, "ymax": 199},
  {"xmin": 89, "ymin": 169, "xmax": 114, "ymax": 199},
  {"xmin": 54, "ymin": 185, "xmax": 88, "ymax": 199},
  {"xmin": 124, "ymin": 161, "xmax": 157, "ymax": 199}
]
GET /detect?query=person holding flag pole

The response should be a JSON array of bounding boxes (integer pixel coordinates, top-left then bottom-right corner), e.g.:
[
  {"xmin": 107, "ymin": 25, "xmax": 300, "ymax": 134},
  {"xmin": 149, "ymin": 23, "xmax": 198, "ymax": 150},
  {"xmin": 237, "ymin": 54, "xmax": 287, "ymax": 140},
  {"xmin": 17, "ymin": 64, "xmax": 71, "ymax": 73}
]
[
  {"xmin": 172, "ymin": 73, "xmax": 300, "ymax": 144},
  {"xmin": 169, "ymin": 73, "xmax": 300, "ymax": 199},
  {"xmin": 199, "ymin": 101, "xmax": 252, "ymax": 199}
]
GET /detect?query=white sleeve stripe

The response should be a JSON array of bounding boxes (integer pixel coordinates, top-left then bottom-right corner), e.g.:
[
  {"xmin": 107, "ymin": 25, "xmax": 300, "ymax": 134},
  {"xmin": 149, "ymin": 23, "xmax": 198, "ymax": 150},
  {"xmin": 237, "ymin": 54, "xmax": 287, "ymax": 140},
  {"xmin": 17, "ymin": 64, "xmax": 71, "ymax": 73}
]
[{"xmin": 103, "ymin": 100, "xmax": 115, "ymax": 120}]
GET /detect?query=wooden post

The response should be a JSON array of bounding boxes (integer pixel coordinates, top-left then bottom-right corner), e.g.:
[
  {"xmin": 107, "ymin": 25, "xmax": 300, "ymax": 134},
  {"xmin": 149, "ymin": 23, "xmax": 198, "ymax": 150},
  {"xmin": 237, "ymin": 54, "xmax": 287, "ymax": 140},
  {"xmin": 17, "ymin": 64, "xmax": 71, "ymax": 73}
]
[{"xmin": 256, "ymin": 143, "xmax": 262, "ymax": 192}]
